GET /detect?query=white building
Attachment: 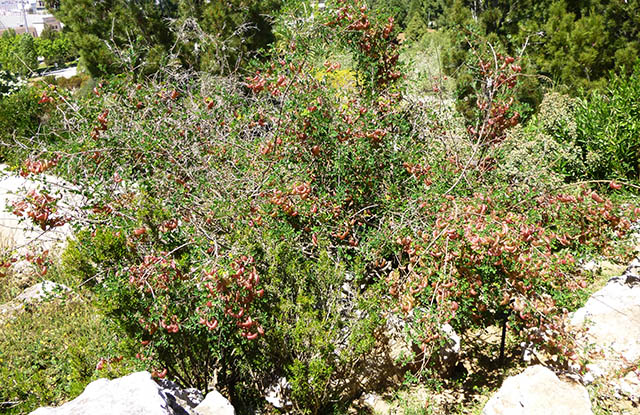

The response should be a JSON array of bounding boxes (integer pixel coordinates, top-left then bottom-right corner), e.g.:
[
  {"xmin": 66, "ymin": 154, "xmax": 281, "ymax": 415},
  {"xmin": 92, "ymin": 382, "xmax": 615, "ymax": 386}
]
[{"xmin": 0, "ymin": 13, "xmax": 61, "ymax": 37}]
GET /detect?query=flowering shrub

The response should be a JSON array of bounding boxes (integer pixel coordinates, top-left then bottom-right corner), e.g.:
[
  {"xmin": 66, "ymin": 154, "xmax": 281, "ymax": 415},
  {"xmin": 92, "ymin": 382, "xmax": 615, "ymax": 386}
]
[
  {"xmin": 11, "ymin": 189, "xmax": 68, "ymax": 231},
  {"xmin": 388, "ymin": 185, "xmax": 637, "ymax": 363},
  {"xmin": 6, "ymin": 0, "xmax": 638, "ymax": 412}
]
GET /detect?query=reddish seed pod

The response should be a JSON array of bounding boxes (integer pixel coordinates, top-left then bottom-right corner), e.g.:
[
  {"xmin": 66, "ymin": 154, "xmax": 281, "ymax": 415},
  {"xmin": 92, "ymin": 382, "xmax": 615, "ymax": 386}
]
[{"xmin": 609, "ymin": 181, "xmax": 622, "ymax": 190}]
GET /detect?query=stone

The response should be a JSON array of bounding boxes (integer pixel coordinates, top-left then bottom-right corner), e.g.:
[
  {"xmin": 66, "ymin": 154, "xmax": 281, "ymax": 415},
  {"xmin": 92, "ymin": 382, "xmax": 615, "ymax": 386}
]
[
  {"xmin": 0, "ymin": 164, "xmax": 83, "ymax": 253},
  {"xmin": 30, "ymin": 372, "xmax": 180, "ymax": 415},
  {"xmin": 569, "ymin": 275, "xmax": 640, "ymax": 373},
  {"xmin": 0, "ymin": 281, "xmax": 71, "ymax": 320},
  {"xmin": 264, "ymin": 377, "xmax": 292, "ymax": 409},
  {"xmin": 194, "ymin": 390, "xmax": 235, "ymax": 415},
  {"xmin": 436, "ymin": 323, "xmax": 461, "ymax": 374},
  {"xmin": 611, "ymin": 371, "xmax": 640, "ymax": 404},
  {"xmin": 28, "ymin": 372, "xmax": 229, "ymax": 415},
  {"xmin": 16, "ymin": 280, "xmax": 71, "ymax": 303},
  {"xmin": 482, "ymin": 365, "xmax": 593, "ymax": 415},
  {"xmin": 386, "ymin": 313, "xmax": 412, "ymax": 364},
  {"xmin": 156, "ymin": 378, "xmax": 204, "ymax": 414},
  {"xmin": 361, "ymin": 393, "xmax": 391, "ymax": 415}
]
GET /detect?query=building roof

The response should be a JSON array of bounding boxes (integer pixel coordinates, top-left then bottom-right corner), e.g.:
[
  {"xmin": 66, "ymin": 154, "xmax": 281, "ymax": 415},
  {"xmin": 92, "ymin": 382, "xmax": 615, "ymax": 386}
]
[{"xmin": 0, "ymin": 13, "xmax": 58, "ymax": 36}]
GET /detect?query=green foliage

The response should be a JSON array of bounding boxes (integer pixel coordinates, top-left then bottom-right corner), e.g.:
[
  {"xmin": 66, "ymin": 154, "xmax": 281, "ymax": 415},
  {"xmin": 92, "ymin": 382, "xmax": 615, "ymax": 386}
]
[
  {"xmin": 19, "ymin": 35, "xmax": 38, "ymax": 73},
  {"xmin": 35, "ymin": 31, "xmax": 77, "ymax": 67},
  {"xmin": 441, "ymin": 0, "xmax": 640, "ymax": 96},
  {"xmin": 49, "ymin": 0, "xmax": 282, "ymax": 77},
  {"xmin": 404, "ymin": 0, "xmax": 445, "ymax": 38},
  {"xmin": 48, "ymin": 0, "xmax": 176, "ymax": 76},
  {"xmin": 191, "ymin": 0, "xmax": 283, "ymax": 73},
  {"xmin": 491, "ymin": 123, "xmax": 583, "ymax": 190},
  {"xmin": 536, "ymin": 0, "xmax": 640, "ymax": 91},
  {"xmin": 5, "ymin": 2, "xmax": 640, "ymax": 414},
  {"xmin": 0, "ymin": 86, "xmax": 46, "ymax": 163},
  {"xmin": 0, "ymin": 31, "xmax": 38, "ymax": 76},
  {"xmin": 55, "ymin": 73, "xmax": 91, "ymax": 90},
  {"xmin": 489, "ymin": 91, "xmax": 585, "ymax": 187},
  {"xmin": 571, "ymin": 63, "xmax": 640, "ymax": 181},
  {"xmin": 0, "ymin": 299, "xmax": 137, "ymax": 415}
]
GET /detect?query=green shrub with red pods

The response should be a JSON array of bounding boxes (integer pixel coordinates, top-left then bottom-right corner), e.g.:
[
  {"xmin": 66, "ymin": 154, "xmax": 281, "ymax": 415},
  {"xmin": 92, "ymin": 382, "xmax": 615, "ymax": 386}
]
[{"xmin": 5, "ymin": 0, "xmax": 640, "ymax": 413}]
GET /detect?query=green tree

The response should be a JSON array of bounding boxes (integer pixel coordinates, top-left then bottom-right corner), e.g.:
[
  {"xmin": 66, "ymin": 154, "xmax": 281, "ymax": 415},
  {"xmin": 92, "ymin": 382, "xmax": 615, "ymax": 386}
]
[
  {"xmin": 36, "ymin": 31, "xmax": 76, "ymax": 67},
  {"xmin": 18, "ymin": 34, "xmax": 38, "ymax": 75},
  {"xmin": 536, "ymin": 0, "xmax": 640, "ymax": 90},
  {"xmin": 47, "ymin": 0, "xmax": 282, "ymax": 77},
  {"xmin": 369, "ymin": 0, "xmax": 411, "ymax": 27},
  {"xmin": 47, "ymin": 0, "xmax": 177, "ymax": 76},
  {"xmin": 0, "ymin": 32, "xmax": 38, "ymax": 76},
  {"xmin": 441, "ymin": 0, "xmax": 640, "ymax": 93},
  {"xmin": 405, "ymin": 0, "xmax": 437, "ymax": 39},
  {"xmin": 178, "ymin": 0, "xmax": 282, "ymax": 73}
]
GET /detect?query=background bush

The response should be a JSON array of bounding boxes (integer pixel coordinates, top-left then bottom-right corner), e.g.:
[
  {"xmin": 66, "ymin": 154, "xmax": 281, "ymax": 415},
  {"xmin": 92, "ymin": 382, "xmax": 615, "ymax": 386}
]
[{"xmin": 571, "ymin": 63, "xmax": 640, "ymax": 182}]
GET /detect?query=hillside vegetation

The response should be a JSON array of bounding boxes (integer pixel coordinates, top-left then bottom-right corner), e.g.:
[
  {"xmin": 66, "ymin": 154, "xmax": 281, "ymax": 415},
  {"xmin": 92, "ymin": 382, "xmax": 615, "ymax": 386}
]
[{"xmin": 1, "ymin": 1, "xmax": 640, "ymax": 414}]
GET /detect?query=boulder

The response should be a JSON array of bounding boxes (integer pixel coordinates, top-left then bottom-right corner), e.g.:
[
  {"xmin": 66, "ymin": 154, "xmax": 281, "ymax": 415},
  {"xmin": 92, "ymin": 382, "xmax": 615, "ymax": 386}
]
[
  {"xmin": 15, "ymin": 280, "xmax": 71, "ymax": 303},
  {"xmin": 0, "ymin": 164, "xmax": 82, "ymax": 253},
  {"xmin": 28, "ymin": 372, "xmax": 230, "ymax": 415},
  {"xmin": 194, "ymin": 390, "xmax": 235, "ymax": 415},
  {"xmin": 569, "ymin": 273, "xmax": 640, "ymax": 374},
  {"xmin": 264, "ymin": 377, "xmax": 293, "ymax": 409},
  {"xmin": 0, "ymin": 281, "xmax": 71, "ymax": 321},
  {"xmin": 482, "ymin": 365, "xmax": 593, "ymax": 415}
]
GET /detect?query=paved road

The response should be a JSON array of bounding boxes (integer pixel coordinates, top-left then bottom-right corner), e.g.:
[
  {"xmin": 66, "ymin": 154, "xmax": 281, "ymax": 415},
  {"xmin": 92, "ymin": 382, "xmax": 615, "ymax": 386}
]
[{"xmin": 41, "ymin": 66, "xmax": 77, "ymax": 79}]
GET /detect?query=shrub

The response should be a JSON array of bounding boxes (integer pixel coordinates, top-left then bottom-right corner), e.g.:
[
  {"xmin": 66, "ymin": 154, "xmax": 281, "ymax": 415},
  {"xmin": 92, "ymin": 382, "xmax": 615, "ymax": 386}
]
[
  {"xmin": 489, "ymin": 91, "xmax": 585, "ymax": 188},
  {"xmin": 490, "ymin": 124, "xmax": 583, "ymax": 190},
  {"xmin": 0, "ymin": 86, "xmax": 44, "ymax": 164},
  {"xmin": 571, "ymin": 62, "xmax": 640, "ymax": 182},
  {"xmin": 5, "ymin": 1, "xmax": 639, "ymax": 414},
  {"xmin": 56, "ymin": 74, "xmax": 91, "ymax": 91}
]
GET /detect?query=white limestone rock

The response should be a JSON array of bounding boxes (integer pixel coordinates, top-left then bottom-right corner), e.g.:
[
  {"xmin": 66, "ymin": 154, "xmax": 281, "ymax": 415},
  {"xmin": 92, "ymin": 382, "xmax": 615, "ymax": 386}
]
[
  {"xmin": 0, "ymin": 164, "xmax": 83, "ymax": 253},
  {"xmin": 0, "ymin": 280, "xmax": 71, "ymax": 319},
  {"xmin": 30, "ymin": 372, "xmax": 177, "ymax": 415},
  {"xmin": 194, "ymin": 390, "xmax": 235, "ymax": 415},
  {"xmin": 569, "ymin": 275, "xmax": 640, "ymax": 373},
  {"xmin": 264, "ymin": 377, "xmax": 292, "ymax": 409},
  {"xmin": 483, "ymin": 365, "xmax": 593, "ymax": 415}
]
